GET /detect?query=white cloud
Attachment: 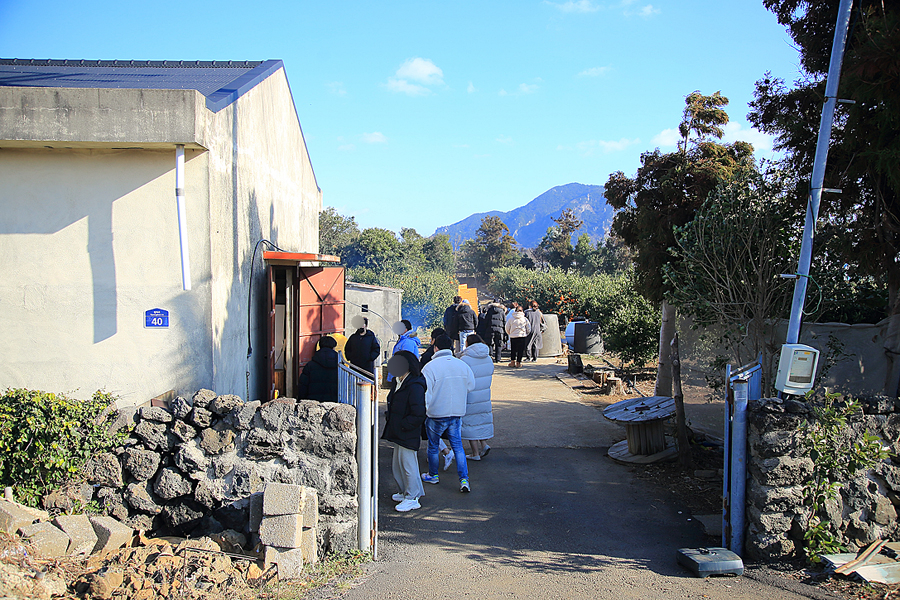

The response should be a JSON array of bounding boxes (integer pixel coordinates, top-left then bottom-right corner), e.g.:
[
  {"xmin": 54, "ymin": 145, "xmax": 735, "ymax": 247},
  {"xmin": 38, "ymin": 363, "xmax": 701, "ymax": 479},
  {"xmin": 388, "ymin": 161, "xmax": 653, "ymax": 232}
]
[
  {"xmin": 518, "ymin": 83, "xmax": 539, "ymax": 94},
  {"xmin": 326, "ymin": 81, "xmax": 346, "ymax": 96},
  {"xmin": 496, "ymin": 135, "xmax": 514, "ymax": 145},
  {"xmin": 337, "ymin": 143, "xmax": 356, "ymax": 152},
  {"xmin": 722, "ymin": 122, "xmax": 774, "ymax": 153},
  {"xmin": 578, "ymin": 66, "xmax": 611, "ymax": 77},
  {"xmin": 574, "ymin": 137, "xmax": 640, "ymax": 155},
  {"xmin": 467, "ymin": 81, "xmax": 476, "ymax": 94},
  {"xmin": 361, "ymin": 132, "xmax": 387, "ymax": 144},
  {"xmin": 626, "ymin": 3, "xmax": 659, "ymax": 17},
  {"xmin": 545, "ymin": 0, "xmax": 600, "ymax": 13},
  {"xmin": 385, "ymin": 57, "xmax": 445, "ymax": 96},
  {"xmin": 651, "ymin": 127, "xmax": 681, "ymax": 148}
]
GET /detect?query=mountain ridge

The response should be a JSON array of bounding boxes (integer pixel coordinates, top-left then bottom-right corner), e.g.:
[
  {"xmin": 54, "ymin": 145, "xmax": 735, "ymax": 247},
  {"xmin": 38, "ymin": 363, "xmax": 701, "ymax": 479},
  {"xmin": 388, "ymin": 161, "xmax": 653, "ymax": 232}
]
[{"xmin": 434, "ymin": 183, "xmax": 612, "ymax": 249}]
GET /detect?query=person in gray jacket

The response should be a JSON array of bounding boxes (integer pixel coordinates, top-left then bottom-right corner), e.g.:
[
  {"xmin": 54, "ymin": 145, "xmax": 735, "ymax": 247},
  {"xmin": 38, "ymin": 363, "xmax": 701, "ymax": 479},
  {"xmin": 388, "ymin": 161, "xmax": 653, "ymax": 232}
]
[
  {"xmin": 524, "ymin": 301, "xmax": 545, "ymax": 362},
  {"xmin": 460, "ymin": 335, "xmax": 494, "ymax": 460}
]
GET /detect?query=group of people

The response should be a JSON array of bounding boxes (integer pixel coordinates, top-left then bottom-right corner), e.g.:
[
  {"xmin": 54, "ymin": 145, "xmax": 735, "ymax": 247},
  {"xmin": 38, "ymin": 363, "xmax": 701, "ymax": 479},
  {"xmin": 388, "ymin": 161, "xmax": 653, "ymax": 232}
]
[
  {"xmin": 444, "ymin": 296, "xmax": 545, "ymax": 367},
  {"xmin": 297, "ymin": 298, "xmax": 544, "ymax": 514},
  {"xmin": 382, "ymin": 330, "xmax": 495, "ymax": 512}
]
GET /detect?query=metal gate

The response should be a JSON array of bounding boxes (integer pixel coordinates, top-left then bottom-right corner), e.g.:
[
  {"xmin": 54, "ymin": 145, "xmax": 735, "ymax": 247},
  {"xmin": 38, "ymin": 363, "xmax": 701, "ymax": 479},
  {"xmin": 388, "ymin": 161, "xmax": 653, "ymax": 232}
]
[
  {"xmin": 338, "ymin": 360, "xmax": 379, "ymax": 558},
  {"xmin": 723, "ymin": 358, "xmax": 762, "ymax": 555}
]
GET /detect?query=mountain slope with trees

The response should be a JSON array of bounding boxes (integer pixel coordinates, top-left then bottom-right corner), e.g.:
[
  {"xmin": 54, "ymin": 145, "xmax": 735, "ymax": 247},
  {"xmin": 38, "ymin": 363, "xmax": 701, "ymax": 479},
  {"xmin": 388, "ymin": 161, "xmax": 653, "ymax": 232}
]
[{"xmin": 435, "ymin": 183, "xmax": 611, "ymax": 249}]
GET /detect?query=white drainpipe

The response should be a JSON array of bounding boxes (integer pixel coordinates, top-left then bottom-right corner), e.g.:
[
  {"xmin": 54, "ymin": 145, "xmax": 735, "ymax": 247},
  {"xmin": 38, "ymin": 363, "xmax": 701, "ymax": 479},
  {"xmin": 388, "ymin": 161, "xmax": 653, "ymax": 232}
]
[{"xmin": 175, "ymin": 144, "xmax": 191, "ymax": 291}]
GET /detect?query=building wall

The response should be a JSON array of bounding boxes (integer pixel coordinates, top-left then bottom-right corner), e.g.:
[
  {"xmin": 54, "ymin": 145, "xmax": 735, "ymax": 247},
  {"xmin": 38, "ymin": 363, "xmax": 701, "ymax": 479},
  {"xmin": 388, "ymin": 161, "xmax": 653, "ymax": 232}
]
[
  {"xmin": 0, "ymin": 68, "xmax": 321, "ymax": 406},
  {"xmin": 203, "ymin": 68, "xmax": 322, "ymax": 401},
  {"xmin": 345, "ymin": 283, "xmax": 403, "ymax": 367},
  {"xmin": 0, "ymin": 147, "xmax": 213, "ymax": 405}
]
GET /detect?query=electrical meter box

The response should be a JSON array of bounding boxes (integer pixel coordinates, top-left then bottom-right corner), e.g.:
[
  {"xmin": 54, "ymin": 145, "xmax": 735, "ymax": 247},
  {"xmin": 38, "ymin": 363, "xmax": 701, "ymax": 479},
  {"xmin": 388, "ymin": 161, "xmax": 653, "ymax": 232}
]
[{"xmin": 774, "ymin": 343, "xmax": 820, "ymax": 395}]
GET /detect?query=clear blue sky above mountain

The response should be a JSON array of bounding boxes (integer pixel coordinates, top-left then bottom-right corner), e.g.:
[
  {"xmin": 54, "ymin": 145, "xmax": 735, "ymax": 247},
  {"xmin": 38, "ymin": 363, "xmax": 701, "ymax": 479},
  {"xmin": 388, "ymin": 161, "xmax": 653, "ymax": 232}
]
[{"xmin": 0, "ymin": 1, "xmax": 800, "ymax": 236}]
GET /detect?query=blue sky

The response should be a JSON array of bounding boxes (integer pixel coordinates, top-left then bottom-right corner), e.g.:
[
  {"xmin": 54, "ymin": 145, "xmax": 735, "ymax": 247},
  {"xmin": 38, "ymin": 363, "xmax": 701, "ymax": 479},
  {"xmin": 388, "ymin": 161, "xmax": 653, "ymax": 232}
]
[{"xmin": 0, "ymin": 0, "xmax": 801, "ymax": 235}]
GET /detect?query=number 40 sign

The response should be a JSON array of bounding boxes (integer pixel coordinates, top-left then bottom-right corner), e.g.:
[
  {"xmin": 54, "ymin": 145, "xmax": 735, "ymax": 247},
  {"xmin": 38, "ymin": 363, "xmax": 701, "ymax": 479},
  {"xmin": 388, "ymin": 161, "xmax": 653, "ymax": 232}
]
[{"xmin": 145, "ymin": 308, "xmax": 170, "ymax": 329}]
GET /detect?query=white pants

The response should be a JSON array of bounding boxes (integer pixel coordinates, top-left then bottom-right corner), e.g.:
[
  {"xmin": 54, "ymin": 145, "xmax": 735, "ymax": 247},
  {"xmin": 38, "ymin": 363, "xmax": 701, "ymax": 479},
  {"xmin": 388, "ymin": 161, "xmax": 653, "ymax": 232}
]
[{"xmin": 391, "ymin": 443, "xmax": 425, "ymax": 500}]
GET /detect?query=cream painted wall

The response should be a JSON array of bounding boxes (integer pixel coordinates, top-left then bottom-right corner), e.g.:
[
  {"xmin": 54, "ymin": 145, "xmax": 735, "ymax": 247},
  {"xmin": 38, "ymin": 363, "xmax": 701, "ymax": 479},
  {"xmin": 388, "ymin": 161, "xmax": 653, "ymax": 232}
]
[
  {"xmin": 203, "ymin": 67, "xmax": 321, "ymax": 401},
  {"xmin": 0, "ymin": 147, "xmax": 213, "ymax": 405},
  {"xmin": 0, "ymin": 68, "xmax": 321, "ymax": 405}
]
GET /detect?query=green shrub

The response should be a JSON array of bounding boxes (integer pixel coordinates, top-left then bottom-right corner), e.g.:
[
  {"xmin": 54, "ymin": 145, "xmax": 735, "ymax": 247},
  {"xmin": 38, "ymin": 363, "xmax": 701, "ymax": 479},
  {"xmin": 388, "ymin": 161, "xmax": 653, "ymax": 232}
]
[
  {"xmin": 348, "ymin": 265, "xmax": 458, "ymax": 330},
  {"xmin": 489, "ymin": 266, "xmax": 658, "ymax": 365},
  {"xmin": 0, "ymin": 389, "xmax": 127, "ymax": 507}
]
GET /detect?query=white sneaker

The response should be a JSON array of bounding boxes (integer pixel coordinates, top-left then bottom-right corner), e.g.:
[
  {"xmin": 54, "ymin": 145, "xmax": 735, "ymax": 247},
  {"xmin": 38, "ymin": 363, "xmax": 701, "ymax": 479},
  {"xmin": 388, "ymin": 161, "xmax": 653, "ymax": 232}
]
[
  {"xmin": 465, "ymin": 454, "xmax": 481, "ymax": 461},
  {"xmin": 395, "ymin": 498, "xmax": 421, "ymax": 512},
  {"xmin": 442, "ymin": 452, "xmax": 454, "ymax": 471},
  {"xmin": 392, "ymin": 493, "xmax": 405, "ymax": 502}
]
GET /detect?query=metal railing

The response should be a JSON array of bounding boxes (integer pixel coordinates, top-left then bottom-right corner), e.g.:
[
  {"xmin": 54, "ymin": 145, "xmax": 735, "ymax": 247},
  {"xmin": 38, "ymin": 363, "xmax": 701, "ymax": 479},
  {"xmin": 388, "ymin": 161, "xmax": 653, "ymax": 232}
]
[{"xmin": 337, "ymin": 356, "xmax": 378, "ymax": 559}]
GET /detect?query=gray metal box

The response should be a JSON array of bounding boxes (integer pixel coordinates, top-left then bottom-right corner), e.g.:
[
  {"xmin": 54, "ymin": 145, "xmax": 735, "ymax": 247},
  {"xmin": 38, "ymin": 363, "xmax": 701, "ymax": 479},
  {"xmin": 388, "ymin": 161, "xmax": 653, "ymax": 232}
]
[{"xmin": 677, "ymin": 547, "xmax": 744, "ymax": 578}]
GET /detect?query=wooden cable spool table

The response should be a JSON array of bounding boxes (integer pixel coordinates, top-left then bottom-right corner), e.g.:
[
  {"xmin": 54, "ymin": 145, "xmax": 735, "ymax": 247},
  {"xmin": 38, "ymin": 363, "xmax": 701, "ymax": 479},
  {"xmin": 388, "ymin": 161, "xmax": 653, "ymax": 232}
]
[{"xmin": 603, "ymin": 395, "xmax": 676, "ymax": 464}]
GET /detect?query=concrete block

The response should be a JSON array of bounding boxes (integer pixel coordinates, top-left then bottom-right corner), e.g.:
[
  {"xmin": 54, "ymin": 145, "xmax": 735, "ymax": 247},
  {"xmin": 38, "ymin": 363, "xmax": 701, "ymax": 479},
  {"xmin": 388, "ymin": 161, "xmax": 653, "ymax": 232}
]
[
  {"xmin": 52, "ymin": 514, "xmax": 98, "ymax": 555},
  {"xmin": 300, "ymin": 526, "xmax": 318, "ymax": 565},
  {"xmin": 263, "ymin": 483, "xmax": 312, "ymax": 517},
  {"xmin": 262, "ymin": 546, "xmax": 304, "ymax": 579},
  {"xmin": 248, "ymin": 492, "xmax": 263, "ymax": 533},
  {"xmin": 302, "ymin": 490, "xmax": 318, "ymax": 529},
  {"xmin": 89, "ymin": 516, "xmax": 133, "ymax": 555},
  {"xmin": 0, "ymin": 500, "xmax": 39, "ymax": 534},
  {"xmin": 20, "ymin": 522, "xmax": 70, "ymax": 558},
  {"xmin": 259, "ymin": 514, "xmax": 303, "ymax": 548}
]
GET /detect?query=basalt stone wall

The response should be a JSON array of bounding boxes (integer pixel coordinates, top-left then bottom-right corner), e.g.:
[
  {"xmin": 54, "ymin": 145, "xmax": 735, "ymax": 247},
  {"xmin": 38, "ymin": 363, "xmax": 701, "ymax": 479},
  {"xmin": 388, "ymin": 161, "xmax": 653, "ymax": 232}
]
[
  {"xmin": 82, "ymin": 391, "xmax": 358, "ymax": 555},
  {"xmin": 746, "ymin": 397, "xmax": 900, "ymax": 560}
]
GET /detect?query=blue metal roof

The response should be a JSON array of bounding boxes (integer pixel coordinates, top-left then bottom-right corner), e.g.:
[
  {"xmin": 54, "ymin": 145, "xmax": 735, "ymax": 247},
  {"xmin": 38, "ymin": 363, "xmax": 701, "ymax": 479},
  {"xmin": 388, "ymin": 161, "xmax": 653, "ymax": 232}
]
[{"xmin": 0, "ymin": 59, "xmax": 284, "ymax": 112}]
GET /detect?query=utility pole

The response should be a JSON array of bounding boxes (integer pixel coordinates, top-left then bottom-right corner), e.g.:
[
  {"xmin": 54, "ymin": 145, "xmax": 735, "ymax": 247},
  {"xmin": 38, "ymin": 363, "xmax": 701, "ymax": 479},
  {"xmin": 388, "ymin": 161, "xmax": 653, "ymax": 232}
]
[{"xmin": 785, "ymin": 0, "xmax": 855, "ymax": 345}]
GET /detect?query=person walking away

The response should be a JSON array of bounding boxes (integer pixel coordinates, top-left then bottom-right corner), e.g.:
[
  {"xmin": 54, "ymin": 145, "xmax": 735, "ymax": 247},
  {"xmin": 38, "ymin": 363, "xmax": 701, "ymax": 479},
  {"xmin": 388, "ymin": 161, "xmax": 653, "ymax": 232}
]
[
  {"xmin": 345, "ymin": 316, "xmax": 381, "ymax": 376},
  {"xmin": 382, "ymin": 351, "xmax": 427, "ymax": 512},
  {"xmin": 524, "ymin": 301, "xmax": 545, "ymax": 363},
  {"xmin": 421, "ymin": 335, "xmax": 475, "ymax": 492},
  {"xmin": 297, "ymin": 335, "xmax": 339, "ymax": 402},
  {"xmin": 418, "ymin": 327, "xmax": 445, "ymax": 369},
  {"xmin": 443, "ymin": 296, "xmax": 461, "ymax": 354},
  {"xmin": 505, "ymin": 307, "xmax": 532, "ymax": 368},
  {"xmin": 455, "ymin": 299, "xmax": 478, "ymax": 355},
  {"xmin": 460, "ymin": 335, "xmax": 494, "ymax": 460},
  {"xmin": 484, "ymin": 299, "xmax": 507, "ymax": 363}
]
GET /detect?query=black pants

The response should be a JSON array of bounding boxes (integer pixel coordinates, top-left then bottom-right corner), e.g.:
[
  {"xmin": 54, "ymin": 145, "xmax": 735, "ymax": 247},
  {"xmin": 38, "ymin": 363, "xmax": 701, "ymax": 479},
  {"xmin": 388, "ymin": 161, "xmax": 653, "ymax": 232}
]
[
  {"xmin": 489, "ymin": 331, "xmax": 504, "ymax": 362},
  {"xmin": 510, "ymin": 337, "xmax": 528, "ymax": 363}
]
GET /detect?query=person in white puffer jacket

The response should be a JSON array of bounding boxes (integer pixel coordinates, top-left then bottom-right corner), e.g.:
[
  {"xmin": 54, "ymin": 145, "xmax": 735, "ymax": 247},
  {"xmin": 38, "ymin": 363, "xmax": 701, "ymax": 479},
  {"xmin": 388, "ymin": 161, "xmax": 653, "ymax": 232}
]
[{"xmin": 460, "ymin": 335, "xmax": 495, "ymax": 460}]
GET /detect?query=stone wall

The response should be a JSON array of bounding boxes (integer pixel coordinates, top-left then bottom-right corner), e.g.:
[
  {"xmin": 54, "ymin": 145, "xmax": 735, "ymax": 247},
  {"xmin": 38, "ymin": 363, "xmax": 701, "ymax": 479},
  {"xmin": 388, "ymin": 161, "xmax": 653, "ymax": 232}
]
[
  {"xmin": 82, "ymin": 390, "xmax": 358, "ymax": 555},
  {"xmin": 746, "ymin": 397, "xmax": 900, "ymax": 560}
]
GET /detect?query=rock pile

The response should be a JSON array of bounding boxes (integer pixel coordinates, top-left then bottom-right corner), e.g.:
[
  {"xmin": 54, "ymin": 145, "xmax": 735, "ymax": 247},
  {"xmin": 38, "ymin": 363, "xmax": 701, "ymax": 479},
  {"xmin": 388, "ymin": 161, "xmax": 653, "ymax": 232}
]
[
  {"xmin": 746, "ymin": 397, "xmax": 900, "ymax": 560},
  {"xmin": 82, "ymin": 391, "xmax": 358, "ymax": 556}
]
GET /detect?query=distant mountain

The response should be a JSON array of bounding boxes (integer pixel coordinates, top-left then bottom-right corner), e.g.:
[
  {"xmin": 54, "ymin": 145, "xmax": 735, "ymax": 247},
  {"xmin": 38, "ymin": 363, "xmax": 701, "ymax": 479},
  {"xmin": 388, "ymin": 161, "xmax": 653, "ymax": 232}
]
[{"xmin": 434, "ymin": 183, "xmax": 612, "ymax": 249}]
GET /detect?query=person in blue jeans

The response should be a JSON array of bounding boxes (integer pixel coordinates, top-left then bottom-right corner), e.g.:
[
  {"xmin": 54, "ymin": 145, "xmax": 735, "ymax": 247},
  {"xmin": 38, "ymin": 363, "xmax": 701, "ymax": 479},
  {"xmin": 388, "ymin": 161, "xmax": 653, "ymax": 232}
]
[{"xmin": 421, "ymin": 335, "xmax": 476, "ymax": 492}]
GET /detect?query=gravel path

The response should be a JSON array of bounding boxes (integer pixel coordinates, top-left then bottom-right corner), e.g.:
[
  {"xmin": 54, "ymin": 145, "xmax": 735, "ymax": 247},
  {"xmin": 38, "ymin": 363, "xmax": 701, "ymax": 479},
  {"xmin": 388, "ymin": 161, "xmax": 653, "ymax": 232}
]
[{"xmin": 341, "ymin": 360, "xmax": 818, "ymax": 600}]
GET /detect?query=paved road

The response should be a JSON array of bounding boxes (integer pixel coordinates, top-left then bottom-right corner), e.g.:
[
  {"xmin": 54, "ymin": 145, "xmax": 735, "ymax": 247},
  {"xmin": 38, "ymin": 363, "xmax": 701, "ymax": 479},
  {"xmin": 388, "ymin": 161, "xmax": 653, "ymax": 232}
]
[{"xmin": 344, "ymin": 360, "xmax": 813, "ymax": 600}]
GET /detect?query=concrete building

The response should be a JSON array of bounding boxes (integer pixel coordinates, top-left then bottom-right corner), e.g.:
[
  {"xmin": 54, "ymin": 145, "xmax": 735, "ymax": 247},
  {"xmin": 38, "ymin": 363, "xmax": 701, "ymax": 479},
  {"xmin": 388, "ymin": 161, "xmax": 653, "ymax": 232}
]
[
  {"xmin": 344, "ymin": 282, "xmax": 403, "ymax": 368},
  {"xmin": 0, "ymin": 59, "xmax": 322, "ymax": 406}
]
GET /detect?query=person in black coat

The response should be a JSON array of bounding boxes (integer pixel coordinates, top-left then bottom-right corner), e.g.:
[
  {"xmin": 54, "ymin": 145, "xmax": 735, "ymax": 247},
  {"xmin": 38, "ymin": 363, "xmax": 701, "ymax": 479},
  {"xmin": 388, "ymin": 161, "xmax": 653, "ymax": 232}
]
[
  {"xmin": 443, "ymin": 296, "xmax": 461, "ymax": 341},
  {"xmin": 344, "ymin": 316, "xmax": 381, "ymax": 376},
  {"xmin": 297, "ymin": 336, "xmax": 339, "ymax": 402},
  {"xmin": 484, "ymin": 300, "xmax": 508, "ymax": 362},
  {"xmin": 419, "ymin": 327, "xmax": 445, "ymax": 369},
  {"xmin": 382, "ymin": 350, "xmax": 427, "ymax": 511}
]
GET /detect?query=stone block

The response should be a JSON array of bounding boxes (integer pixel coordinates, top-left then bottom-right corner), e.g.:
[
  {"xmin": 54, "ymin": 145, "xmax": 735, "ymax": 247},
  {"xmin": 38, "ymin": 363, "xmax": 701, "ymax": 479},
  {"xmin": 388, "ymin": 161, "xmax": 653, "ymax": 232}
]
[
  {"xmin": 174, "ymin": 439, "xmax": 209, "ymax": 475},
  {"xmin": 192, "ymin": 389, "xmax": 217, "ymax": 409},
  {"xmin": 262, "ymin": 546, "xmax": 304, "ymax": 579},
  {"xmin": 0, "ymin": 499, "xmax": 39, "ymax": 534},
  {"xmin": 210, "ymin": 394, "xmax": 244, "ymax": 415},
  {"xmin": 319, "ymin": 519, "xmax": 357, "ymax": 554},
  {"xmin": 200, "ymin": 427, "xmax": 235, "ymax": 455},
  {"xmin": 227, "ymin": 400, "xmax": 260, "ymax": 431},
  {"xmin": 303, "ymin": 490, "xmax": 318, "ymax": 529},
  {"xmin": 171, "ymin": 420, "xmax": 198, "ymax": 443},
  {"xmin": 195, "ymin": 479, "xmax": 227, "ymax": 510},
  {"xmin": 53, "ymin": 514, "xmax": 98, "ymax": 555},
  {"xmin": 170, "ymin": 396, "xmax": 192, "ymax": 419},
  {"xmin": 746, "ymin": 532, "xmax": 795, "ymax": 561},
  {"xmin": 747, "ymin": 505, "xmax": 793, "ymax": 534},
  {"xmin": 20, "ymin": 522, "xmax": 70, "ymax": 558},
  {"xmin": 259, "ymin": 513, "xmax": 303, "ymax": 548},
  {"xmin": 874, "ymin": 495, "xmax": 897, "ymax": 525},
  {"xmin": 89, "ymin": 516, "xmax": 133, "ymax": 555},
  {"xmin": 189, "ymin": 406, "xmax": 213, "ymax": 429},
  {"xmin": 83, "ymin": 452, "xmax": 123, "ymax": 488},
  {"xmin": 123, "ymin": 447, "xmax": 160, "ymax": 481},
  {"xmin": 249, "ymin": 492, "xmax": 264, "ymax": 533},
  {"xmin": 139, "ymin": 406, "xmax": 173, "ymax": 423},
  {"xmin": 300, "ymin": 526, "xmax": 318, "ymax": 564},
  {"xmin": 154, "ymin": 467, "xmax": 193, "ymax": 500},
  {"xmin": 263, "ymin": 483, "xmax": 312, "ymax": 517},
  {"xmin": 96, "ymin": 487, "xmax": 129, "ymax": 521},
  {"xmin": 124, "ymin": 481, "xmax": 163, "ymax": 515}
]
